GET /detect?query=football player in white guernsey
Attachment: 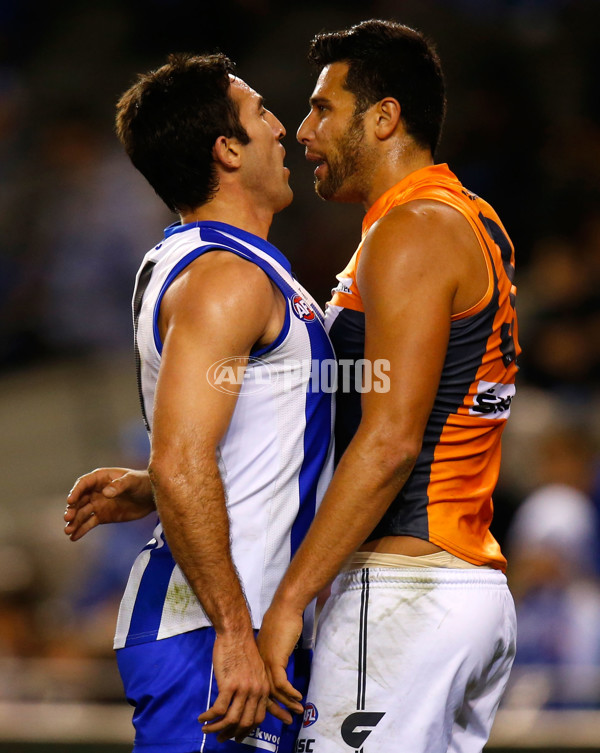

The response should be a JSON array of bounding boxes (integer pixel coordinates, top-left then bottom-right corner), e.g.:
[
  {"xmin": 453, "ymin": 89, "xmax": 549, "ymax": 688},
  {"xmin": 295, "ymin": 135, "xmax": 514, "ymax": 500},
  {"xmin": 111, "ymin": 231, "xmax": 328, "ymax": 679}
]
[{"xmin": 65, "ymin": 53, "xmax": 335, "ymax": 753}]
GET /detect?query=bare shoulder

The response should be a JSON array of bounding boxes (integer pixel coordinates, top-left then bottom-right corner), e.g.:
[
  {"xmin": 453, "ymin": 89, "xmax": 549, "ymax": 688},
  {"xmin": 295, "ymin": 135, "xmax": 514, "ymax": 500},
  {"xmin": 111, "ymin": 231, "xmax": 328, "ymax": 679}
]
[
  {"xmin": 365, "ymin": 199, "xmax": 478, "ymax": 259},
  {"xmin": 164, "ymin": 250, "xmax": 275, "ymax": 319},
  {"xmin": 358, "ymin": 200, "xmax": 489, "ymax": 314},
  {"xmin": 359, "ymin": 199, "xmax": 466, "ymax": 281},
  {"xmin": 172, "ymin": 250, "xmax": 272, "ymax": 300},
  {"xmin": 359, "ymin": 199, "xmax": 488, "ymax": 313}
]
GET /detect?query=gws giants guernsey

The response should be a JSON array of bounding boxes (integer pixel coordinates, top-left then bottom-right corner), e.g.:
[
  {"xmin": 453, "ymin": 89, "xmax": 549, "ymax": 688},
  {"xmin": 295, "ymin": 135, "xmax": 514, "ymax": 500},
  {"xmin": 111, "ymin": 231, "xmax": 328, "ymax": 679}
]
[
  {"xmin": 114, "ymin": 221, "xmax": 335, "ymax": 649},
  {"xmin": 326, "ymin": 164, "xmax": 520, "ymax": 571}
]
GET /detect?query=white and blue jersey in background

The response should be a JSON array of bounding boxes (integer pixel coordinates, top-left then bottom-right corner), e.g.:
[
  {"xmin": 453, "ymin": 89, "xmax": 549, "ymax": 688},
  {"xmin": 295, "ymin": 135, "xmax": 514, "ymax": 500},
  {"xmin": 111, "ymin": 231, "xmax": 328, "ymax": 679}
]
[{"xmin": 113, "ymin": 221, "xmax": 335, "ymax": 651}]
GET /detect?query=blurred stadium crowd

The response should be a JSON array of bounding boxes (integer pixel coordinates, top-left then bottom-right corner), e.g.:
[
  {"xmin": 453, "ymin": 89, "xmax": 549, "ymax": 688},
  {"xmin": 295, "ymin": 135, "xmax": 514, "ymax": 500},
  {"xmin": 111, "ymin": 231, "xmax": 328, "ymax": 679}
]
[{"xmin": 1, "ymin": 0, "xmax": 599, "ymax": 713}]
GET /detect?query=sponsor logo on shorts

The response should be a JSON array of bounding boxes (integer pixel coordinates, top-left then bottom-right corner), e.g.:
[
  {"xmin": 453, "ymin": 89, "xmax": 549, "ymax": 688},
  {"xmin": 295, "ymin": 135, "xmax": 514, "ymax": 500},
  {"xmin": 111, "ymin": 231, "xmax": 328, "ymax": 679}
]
[
  {"xmin": 292, "ymin": 294, "xmax": 316, "ymax": 322},
  {"xmin": 340, "ymin": 711, "xmax": 386, "ymax": 748},
  {"xmin": 243, "ymin": 726, "xmax": 280, "ymax": 752},
  {"xmin": 295, "ymin": 740, "xmax": 315, "ymax": 752},
  {"xmin": 469, "ymin": 380, "xmax": 515, "ymax": 419},
  {"xmin": 302, "ymin": 703, "xmax": 318, "ymax": 728}
]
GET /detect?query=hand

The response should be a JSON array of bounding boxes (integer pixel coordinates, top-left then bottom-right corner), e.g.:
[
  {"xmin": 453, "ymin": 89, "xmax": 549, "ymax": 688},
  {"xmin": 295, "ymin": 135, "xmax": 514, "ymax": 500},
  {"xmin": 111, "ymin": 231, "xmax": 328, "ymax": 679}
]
[
  {"xmin": 257, "ymin": 603, "xmax": 305, "ymax": 714},
  {"xmin": 198, "ymin": 632, "xmax": 292, "ymax": 743},
  {"xmin": 64, "ymin": 467, "xmax": 155, "ymax": 541}
]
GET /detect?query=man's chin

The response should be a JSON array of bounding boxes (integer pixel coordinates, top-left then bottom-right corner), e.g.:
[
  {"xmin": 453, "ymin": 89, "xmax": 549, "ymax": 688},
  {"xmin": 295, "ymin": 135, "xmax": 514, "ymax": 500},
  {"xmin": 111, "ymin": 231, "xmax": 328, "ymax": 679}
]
[
  {"xmin": 274, "ymin": 187, "xmax": 294, "ymax": 213},
  {"xmin": 315, "ymin": 177, "xmax": 363, "ymax": 204},
  {"xmin": 315, "ymin": 179, "xmax": 335, "ymax": 202}
]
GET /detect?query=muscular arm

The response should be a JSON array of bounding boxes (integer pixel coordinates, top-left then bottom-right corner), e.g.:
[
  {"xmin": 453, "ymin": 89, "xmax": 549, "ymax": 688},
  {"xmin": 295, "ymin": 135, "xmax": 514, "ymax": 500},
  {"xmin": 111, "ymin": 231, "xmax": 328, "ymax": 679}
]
[
  {"xmin": 259, "ymin": 201, "xmax": 487, "ymax": 706},
  {"xmin": 150, "ymin": 251, "xmax": 289, "ymax": 738}
]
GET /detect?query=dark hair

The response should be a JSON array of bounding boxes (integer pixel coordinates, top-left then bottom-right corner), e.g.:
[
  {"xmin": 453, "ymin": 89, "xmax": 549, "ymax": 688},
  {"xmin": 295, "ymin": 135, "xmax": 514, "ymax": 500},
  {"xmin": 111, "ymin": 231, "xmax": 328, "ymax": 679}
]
[
  {"xmin": 115, "ymin": 52, "xmax": 249, "ymax": 212},
  {"xmin": 308, "ymin": 20, "xmax": 446, "ymax": 154}
]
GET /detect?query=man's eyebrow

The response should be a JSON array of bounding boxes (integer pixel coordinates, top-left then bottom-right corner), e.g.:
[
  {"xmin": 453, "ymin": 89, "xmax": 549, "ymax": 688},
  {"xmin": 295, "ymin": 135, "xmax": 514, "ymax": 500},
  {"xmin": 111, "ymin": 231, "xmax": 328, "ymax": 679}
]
[
  {"xmin": 309, "ymin": 95, "xmax": 331, "ymax": 106},
  {"xmin": 256, "ymin": 96, "xmax": 265, "ymax": 111}
]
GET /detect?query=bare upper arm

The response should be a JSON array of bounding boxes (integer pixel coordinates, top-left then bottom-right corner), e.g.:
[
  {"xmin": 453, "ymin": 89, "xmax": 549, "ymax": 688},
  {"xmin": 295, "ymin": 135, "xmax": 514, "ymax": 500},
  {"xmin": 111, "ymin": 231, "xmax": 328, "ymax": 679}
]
[
  {"xmin": 356, "ymin": 201, "xmax": 484, "ymax": 449},
  {"xmin": 151, "ymin": 252, "xmax": 284, "ymax": 466}
]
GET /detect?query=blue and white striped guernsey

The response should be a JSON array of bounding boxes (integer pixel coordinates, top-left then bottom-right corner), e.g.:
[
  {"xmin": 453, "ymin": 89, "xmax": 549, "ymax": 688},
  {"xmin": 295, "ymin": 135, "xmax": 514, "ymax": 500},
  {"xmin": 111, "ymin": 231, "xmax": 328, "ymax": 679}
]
[{"xmin": 114, "ymin": 220, "xmax": 335, "ymax": 650}]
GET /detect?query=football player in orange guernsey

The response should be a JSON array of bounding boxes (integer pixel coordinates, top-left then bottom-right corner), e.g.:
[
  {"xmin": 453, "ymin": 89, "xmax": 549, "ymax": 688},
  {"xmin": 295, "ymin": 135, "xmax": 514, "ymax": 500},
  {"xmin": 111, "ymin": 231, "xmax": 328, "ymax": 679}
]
[{"xmin": 259, "ymin": 20, "xmax": 519, "ymax": 753}]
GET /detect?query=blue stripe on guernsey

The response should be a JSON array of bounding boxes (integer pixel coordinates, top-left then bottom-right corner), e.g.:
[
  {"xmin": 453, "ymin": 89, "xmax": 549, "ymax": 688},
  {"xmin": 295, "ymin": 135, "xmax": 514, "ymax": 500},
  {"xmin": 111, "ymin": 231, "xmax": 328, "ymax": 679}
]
[
  {"xmin": 251, "ymin": 301, "xmax": 290, "ymax": 358},
  {"xmin": 200, "ymin": 226, "xmax": 297, "ymax": 297},
  {"xmin": 163, "ymin": 220, "xmax": 293, "ymax": 275},
  {"xmin": 125, "ymin": 535, "xmax": 177, "ymax": 647},
  {"xmin": 152, "ymin": 222, "xmax": 299, "ymax": 355},
  {"xmin": 151, "ymin": 245, "xmax": 248, "ymax": 354},
  {"xmin": 292, "ymin": 318, "xmax": 335, "ymax": 556}
]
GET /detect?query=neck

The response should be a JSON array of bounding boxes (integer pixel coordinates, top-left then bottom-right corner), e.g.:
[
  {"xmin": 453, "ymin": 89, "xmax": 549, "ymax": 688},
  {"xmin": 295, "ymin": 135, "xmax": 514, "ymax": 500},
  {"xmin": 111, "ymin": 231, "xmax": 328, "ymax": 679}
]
[
  {"xmin": 180, "ymin": 190, "xmax": 274, "ymax": 240},
  {"xmin": 363, "ymin": 145, "xmax": 434, "ymax": 210}
]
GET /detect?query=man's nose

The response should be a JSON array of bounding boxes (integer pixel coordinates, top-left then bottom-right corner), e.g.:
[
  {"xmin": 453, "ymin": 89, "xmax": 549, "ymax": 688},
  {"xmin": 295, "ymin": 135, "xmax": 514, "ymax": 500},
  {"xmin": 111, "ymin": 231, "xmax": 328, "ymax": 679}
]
[{"xmin": 296, "ymin": 113, "xmax": 312, "ymax": 144}]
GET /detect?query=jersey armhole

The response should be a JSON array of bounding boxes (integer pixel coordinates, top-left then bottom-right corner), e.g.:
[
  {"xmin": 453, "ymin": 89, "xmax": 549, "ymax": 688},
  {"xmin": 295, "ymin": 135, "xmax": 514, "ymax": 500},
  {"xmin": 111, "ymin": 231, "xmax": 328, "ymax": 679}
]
[
  {"xmin": 152, "ymin": 244, "xmax": 293, "ymax": 357},
  {"xmin": 251, "ymin": 296, "xmax": 291, "ymax": 358},
  {"xmin": 451, "ymin": 213, "xmax": 495, "ymax": 322},
  {"xmin": 152, "ymin": 245, "xmax": 236, "ymax": 355}
]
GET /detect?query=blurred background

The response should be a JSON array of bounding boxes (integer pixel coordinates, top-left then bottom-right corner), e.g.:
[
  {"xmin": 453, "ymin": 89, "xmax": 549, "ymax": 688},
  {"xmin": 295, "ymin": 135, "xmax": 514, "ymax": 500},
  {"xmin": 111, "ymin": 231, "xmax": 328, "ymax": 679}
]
[{"xmin": 1, "ymin": 0, "xmax": 599, "ymax": 750}]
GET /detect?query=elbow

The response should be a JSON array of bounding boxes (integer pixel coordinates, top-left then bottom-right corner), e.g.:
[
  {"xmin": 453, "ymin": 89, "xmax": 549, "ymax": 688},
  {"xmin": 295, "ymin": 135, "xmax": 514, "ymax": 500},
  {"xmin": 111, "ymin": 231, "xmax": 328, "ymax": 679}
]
[
  {"xmin": 383, "ymin": 440, "xmax": 421, "ymax": 480},
  {"xmin": 356, "ymin": 423, "xmax": 422, "ymax": 479},
  {"xmin": 147, "ymin": 459, "xmax": 192, "ymax": 516},
  {"xmin": 147, "ymin": 457, "xmax": 172, "ymax": 498},
  {"xmin": 148, "ymin": 448, "xmax": 188, "ymax": 498},
  {"xmin": 148, "ymin": 440, "xmax": 219, "ymax": 499}
]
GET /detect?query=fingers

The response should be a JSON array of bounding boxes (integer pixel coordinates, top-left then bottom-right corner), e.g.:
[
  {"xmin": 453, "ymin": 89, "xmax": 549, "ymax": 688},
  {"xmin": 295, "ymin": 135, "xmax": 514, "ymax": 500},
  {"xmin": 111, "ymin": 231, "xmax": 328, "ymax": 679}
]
[
  {"xmin": 231, "ymin": 696, "xmax": 269, "ymax": 744},
  {"xmin": 64, "ymin": 503, "xmax": 98, "ymax": 541},
  {"xmin": 67, "ymin": 467, "xmax": 129, "ymax": 505},
  {"xmin": 262, "ymin": 655, "xmax": 303, "ymax": 714},
  {"xmin": 67, "ymin": 470, "xmax": 105, "ymax": 505},
  {"xmin": 265, "ymin": 697, "xmax": 293, "ymax": 725},
  {"xmin": 224, "ymin": 693, "xmax": 266, "ymax": 744},
  {"xmin": 201, "ymin": 694, "xmax": 296, "ymax": 744},
  {"xmin": 64, "ymin": 467, "xmax": 134, "ymax": 540},
  {"xmin": 198, "ymin": 689, "xmax": 250, "ymax": 740},
  {"xmin": 197, "ymin": 687, "xmax": 231, "ymax": 725},
  {"xmin": 199, "ymin": 687, "xmax": 286, "ymax": 743},
  {"xmin": 266, "ymin": 665, "xmax": 304, "ymax": 714},
  {"xmin": 102, "ymin": 470, "xmax": 140, "ymax": 499}
]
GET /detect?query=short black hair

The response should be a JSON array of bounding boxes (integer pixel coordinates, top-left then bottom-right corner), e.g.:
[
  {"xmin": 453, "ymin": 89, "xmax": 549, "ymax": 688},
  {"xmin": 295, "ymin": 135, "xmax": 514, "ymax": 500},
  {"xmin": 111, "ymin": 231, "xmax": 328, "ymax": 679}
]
[
  {"xmin": 308, "ymin": 20, "xmax": 446, "ymax": 154},
  {"xmin": 115, "ymin": 52, "xmax": 249, "ymax": 212}
]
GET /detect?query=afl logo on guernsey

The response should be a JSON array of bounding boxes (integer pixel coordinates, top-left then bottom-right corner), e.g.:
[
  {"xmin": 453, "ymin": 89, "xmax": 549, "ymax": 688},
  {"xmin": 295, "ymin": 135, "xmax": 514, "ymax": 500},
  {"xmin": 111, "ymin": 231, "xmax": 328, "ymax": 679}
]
[
  {"xmin": 303, "ymin": 703, "xmax": 318, "ymax": 728},
  {"xmin": 292, "ymin": 295, "xmax": 316, "ymax": 322}
]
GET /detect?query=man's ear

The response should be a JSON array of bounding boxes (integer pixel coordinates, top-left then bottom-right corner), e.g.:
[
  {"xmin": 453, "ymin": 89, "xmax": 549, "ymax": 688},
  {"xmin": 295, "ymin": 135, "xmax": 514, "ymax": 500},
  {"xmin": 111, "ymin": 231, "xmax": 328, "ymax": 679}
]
[
  {"xmin": 373, "ymin": 97, "xmax": 402, "ymax": 140},
  {"xmin": 213, "ymin": 135, "xmax": 242, "ymax": 169}
]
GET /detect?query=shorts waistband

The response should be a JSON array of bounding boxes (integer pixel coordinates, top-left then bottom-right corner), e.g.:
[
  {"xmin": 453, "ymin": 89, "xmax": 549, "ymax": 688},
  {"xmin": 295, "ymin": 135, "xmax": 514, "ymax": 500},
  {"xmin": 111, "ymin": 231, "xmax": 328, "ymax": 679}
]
[
  {"xmin": 332, "ymin": 565, "xmax": 508, "ymax": 593},
  {"xmin": 344, "ymin": 550, "xmax": 489, "ymax": 570}
]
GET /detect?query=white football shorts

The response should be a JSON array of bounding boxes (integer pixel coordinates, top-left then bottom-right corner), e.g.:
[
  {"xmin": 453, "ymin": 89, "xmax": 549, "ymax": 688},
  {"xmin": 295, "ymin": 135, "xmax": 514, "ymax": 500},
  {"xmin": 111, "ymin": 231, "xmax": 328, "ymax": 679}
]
[{"xmin": 296, "ymin": 566, "xmax": 516, "ymax": 753}]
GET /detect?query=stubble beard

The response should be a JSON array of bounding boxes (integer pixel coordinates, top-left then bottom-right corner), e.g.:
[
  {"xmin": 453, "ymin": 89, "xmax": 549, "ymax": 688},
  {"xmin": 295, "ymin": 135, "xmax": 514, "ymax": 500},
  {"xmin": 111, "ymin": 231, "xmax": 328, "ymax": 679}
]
[{"xmin": 315, "ymin": 115, "xmax": 368, "ymax": 202}]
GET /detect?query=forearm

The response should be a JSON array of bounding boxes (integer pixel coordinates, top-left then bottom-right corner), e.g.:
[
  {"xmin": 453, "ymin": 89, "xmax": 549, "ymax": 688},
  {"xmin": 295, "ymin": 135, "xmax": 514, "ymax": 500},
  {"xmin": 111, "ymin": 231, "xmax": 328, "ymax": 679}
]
[
  {"xmin": 273, "ymin": 426, "xmax": 417, "ymax": 614},
  {"xmin": 149, "ymin": 457, "xmax": 252, "ymax": 636}
]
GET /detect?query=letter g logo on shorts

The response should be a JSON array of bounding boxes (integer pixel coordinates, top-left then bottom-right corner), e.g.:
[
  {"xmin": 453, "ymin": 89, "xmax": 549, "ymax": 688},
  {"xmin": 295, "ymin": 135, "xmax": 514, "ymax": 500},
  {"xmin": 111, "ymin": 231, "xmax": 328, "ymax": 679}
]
[{"xmin": 340, "ymin": 711, "xmax": 386, "ymax": 748}]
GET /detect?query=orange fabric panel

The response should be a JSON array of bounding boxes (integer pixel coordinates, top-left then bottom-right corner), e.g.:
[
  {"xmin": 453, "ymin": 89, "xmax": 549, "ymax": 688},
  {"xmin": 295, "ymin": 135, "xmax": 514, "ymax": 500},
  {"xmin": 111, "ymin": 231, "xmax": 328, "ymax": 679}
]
[{"xmin": 327, "ymin": 164, "xmax": 519, "ymax": 572}]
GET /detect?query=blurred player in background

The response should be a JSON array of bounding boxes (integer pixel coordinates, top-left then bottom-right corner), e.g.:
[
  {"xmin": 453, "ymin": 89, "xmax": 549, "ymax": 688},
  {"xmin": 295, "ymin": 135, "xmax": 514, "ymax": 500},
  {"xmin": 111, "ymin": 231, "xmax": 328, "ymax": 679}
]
[
  {"xmin": 258, "ymin": 19, "xmax": 519, "ymax": 753},
  {"xmin": 65, "ymin": 52, "xmax": 335, "ymax": 752}
]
